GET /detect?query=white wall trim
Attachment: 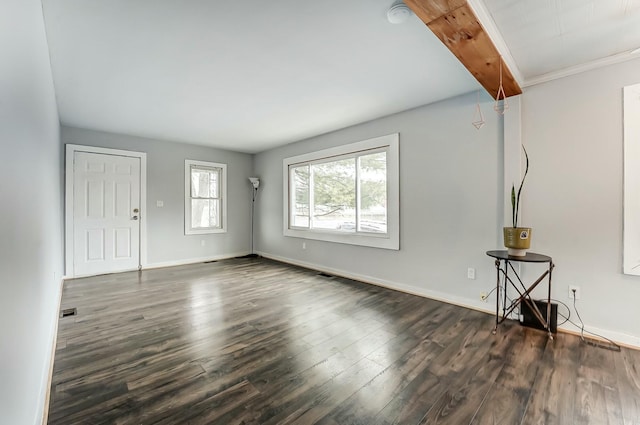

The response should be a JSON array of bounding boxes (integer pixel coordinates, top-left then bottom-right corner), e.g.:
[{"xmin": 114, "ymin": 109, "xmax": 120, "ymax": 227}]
[
  {"xmin": 467, "ymin": 0, "xmax": 524, "ymax": 86},
  {"xmin": 522, "ymin": 51, "xmax": 640, "ymax": 88},
  {"xmin": 257, "ymin": 251, "xmax": 640, "ymax": 350},
  {"xmin": 257, "ymin": 251, "xmax": 495, "ymax": 313},
  {"xmin": 71, "ymin": 268, "xmax": 141, "ymax": 279},
  {"xmin": 282, "ymin": 133, "xmax": 400, "ymax": 250},
  {"xmin": 469, "ymin": 0, "xmax": 640, "ymax": 89},
  {"xmin": 40, "ymin": 276, "xmax": 64, "ymax": 425},
  {"xmin": 143, "ymin": 251, "xmax": 250, "ymax": 270},
  {"xmin": 184, "ymin": 159, "xmax": 228, "ymax": 235},
  {"xmin": 65, "ymin": 144, "xmax": 148, "ymax": 277},
  {"xmin": 63, "ymin": 251, "xmax": 250, "ymax": 278},
  {"xmin": 556, "ymin": 327, "xmax": 640, "ymax": 351}
]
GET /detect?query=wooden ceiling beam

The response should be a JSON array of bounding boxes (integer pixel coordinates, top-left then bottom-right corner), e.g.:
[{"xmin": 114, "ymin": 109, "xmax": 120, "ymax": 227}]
[{"xmin": 404, "ymin": 0, "xmax": 522, "ymax": 97}]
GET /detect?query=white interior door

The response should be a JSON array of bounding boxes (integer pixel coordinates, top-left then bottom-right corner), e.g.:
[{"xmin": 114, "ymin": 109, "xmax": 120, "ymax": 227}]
[{"xmin": 73, "ymin": 151, "xmax": 141, "ymax": 276}]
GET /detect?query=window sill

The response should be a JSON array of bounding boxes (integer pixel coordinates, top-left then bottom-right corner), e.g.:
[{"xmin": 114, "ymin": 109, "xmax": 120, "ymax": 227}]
[
  {"xmin": 186, "ymin": 228, "xmax": 227, "ymax": 235},
  {"xmin": 284, "ymin": 228, "xmax": 398, "ymax": 250}
]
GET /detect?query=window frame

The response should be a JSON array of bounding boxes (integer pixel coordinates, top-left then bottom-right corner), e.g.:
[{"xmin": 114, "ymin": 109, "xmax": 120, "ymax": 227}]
[
  {"xmin": 283, "ymin": 133, "xmax": 399, "ymax": 250},
  {"xmin": 184, "ymin": 159, "xmax": 227, "ymax": 235}
]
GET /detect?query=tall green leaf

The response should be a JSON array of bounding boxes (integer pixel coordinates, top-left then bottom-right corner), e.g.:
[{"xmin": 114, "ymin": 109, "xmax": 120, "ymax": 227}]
[
  {"xmin": 513, "ymin": 146, "xmax": 529, "ymax": 228},
  {"xmin": 511, "ymin": 185, "xmax": 516, "ymax": 228}
]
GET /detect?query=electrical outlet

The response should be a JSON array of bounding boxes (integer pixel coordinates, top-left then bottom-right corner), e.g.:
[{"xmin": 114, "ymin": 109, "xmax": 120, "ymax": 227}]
[
  {"xmin": 201, "ymin": 240, "xmax": 206, "ymax": 247},
  {"xmin": 302, "ymin": 242, "xmax": 306, "ymax": 250},
  {"xmin": 568, "ymin": 285, "xmax": 581, "ymax": 300},
  {"xmin": 480, "ymin": 291, "xmax": 488, "ymax": 302},
  {"xmin": 467, "ymin": 267, "xmax": 476, "ymax": 280}
]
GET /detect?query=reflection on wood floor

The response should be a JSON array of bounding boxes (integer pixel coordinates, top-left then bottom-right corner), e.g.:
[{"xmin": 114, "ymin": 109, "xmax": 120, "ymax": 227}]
[{"xmin": 48, "ymin": 258, "xmax": 640, "ymax": 424}]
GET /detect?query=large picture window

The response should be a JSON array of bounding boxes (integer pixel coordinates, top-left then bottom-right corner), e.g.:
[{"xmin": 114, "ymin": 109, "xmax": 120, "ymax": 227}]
[
  {"xmin": 283, "ymin": 134, "xmax": 399, "ymax": 250},
  {"xmin": 185, "ymin": 160, "xmax": 227, "ymax": 235}
]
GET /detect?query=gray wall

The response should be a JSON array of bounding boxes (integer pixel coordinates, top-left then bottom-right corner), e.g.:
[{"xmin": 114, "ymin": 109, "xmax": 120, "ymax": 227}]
[
  {"xmin": 255, "ymin": 59, "xmax": 640, "ymax": 346},
  {"xmin": 62, "ymin": 127, "xmax": 254, "ymax": 267},
  {"xmin": 521, "ymin": 57, "xmax": 640, "ymax": 344},
  {"xmin": 2, "ymin": 11, "xmax": 638, "ymax": 423},
  {"xmin": 0, "ymin": 0, "xmax": 64, "ymax": 424},
  {"xmin": 254, "ymin": 92, "xmax": 505, "ymax": 310}
]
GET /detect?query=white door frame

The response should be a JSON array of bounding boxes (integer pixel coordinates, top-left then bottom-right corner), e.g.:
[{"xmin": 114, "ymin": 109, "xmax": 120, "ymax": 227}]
[{"xmin": 65, "ymin": 144, "xmax": 148, "ymax": 278}]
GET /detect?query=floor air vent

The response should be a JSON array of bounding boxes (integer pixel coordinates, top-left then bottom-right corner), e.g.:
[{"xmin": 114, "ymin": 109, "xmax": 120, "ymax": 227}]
[{"xmin": 60, "ymin": 308, "xmax": 77, "ymax": 318}]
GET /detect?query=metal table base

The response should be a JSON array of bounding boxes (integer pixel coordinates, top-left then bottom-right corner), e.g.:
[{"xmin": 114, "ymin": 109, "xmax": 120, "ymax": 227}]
[{"xmin": 486, "ymin": 250, "xmax": 555, "ymax": 339}]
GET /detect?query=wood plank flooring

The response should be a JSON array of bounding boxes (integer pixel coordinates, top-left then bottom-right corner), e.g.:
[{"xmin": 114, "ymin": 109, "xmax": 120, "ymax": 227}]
[{"xmin": 48, "ymin": 258, "xmax": 640, "ymax": 424}]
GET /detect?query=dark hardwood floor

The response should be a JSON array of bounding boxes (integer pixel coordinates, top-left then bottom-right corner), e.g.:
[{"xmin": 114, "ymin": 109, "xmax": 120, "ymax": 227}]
[{"xmin": 48, "ymin": 258, "xmax": 640, "ymax": 424}]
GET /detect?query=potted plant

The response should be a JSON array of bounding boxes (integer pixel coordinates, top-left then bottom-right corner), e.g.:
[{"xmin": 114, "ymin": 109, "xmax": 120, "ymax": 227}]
[{"xmin": 504, "ymin": 146, "xmax": 531, "ymax": 256}]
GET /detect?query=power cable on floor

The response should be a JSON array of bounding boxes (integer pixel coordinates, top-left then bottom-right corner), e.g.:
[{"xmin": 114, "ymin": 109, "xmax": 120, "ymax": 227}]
[
  {"xmin": 524, "ymin": 297, "xmax": 620, "ymax": 352},
  {"xmin": 569, "ymin": 296, "xmax": 621, "ymax": 351}
]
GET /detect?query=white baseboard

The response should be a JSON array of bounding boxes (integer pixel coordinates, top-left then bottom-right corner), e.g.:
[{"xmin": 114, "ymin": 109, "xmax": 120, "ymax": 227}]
[
  {"xmin": 257, "ymin": 251, "xmax": 640, "ymax": 350},
  {"xmin": 68, "ymin": 252, "xmax": 252, "ymax": 278},
  {"xmin": 558, "ymin": 323, "xmax": 640, "ymax": 350},
  {"xmin": 143, "ymin": 251, "xmax": 251, "ymax": 270},
  {"xmin": 257, "ymin": 251, "xmax": 496, "ymax": 315},
  {"xmin": 40, "ymin": 275, "xmax": 65, "ymax": 425}
]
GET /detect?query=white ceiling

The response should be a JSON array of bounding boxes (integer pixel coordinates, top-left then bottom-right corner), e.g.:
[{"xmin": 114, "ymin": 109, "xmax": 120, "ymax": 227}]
[
  {"xmin": 41, "ymin": 0, "xmax": 479, "ymax": 153},
  {"xmin": 482, "ymin": 0, "xmax": 640, "ymax": 83},
  {"xmin": 42, "ymin": 0, "xmax": 640, "ymax": 153}
]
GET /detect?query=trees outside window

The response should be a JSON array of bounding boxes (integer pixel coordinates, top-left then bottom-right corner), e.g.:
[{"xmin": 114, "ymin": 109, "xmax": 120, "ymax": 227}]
[
  {"xmin": 284, "ymin": 134, "xmax": 399, "ymax": 250},
  {"xmin": 185, "ymin": 160, "xmax": 227, "ymax": 234}
]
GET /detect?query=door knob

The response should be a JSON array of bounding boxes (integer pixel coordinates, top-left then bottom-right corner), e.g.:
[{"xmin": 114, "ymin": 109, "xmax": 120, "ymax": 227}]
[
  {"xmin": 132, "ymin": 216, "xmax": 139, "ymax": 220},
  {"xmin": 133, "ymin": 208, "xmax": 139, "ymax": 213}
]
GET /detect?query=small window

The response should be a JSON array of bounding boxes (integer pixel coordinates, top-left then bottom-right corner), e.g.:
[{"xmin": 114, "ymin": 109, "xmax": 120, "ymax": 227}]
[
  {"xmin": 185, "ymin": 160, "xmax": 227, "ymax": 234},
  {"xmin": 283, "ymin": 134, "xmax": 399, "ymax": 250}
]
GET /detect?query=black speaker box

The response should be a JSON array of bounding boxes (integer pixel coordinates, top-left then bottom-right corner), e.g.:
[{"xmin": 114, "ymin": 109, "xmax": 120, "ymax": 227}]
[{"xmin": 520, "ymin": 299, "xmax": 557, "ymax": 333}]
